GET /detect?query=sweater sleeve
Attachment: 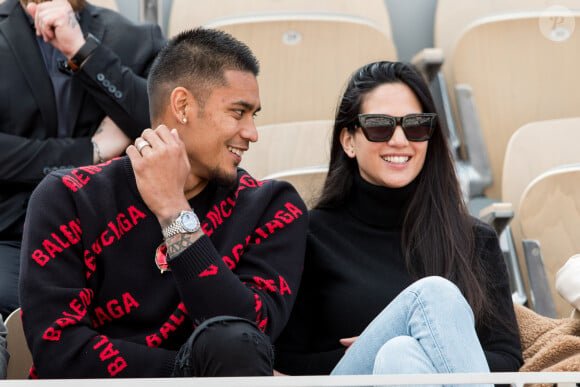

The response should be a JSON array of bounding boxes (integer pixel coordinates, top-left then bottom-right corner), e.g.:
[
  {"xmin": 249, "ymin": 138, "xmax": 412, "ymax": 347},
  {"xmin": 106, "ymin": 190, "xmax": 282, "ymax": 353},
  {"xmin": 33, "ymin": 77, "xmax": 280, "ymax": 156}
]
[
  {"xmin": 473, "ymin": 221, "xmax": 524, "ymax": 372},
  {"xmin": 19, "ymin": 174, "xmax": 177, "ymax": 378},
  {"xmin": 168, "ymin": 178, "xmax": 308, "ymax": 341},
  {"xmin": 274, "ymin": 284, "xmax": 345, "ymax": 375}
]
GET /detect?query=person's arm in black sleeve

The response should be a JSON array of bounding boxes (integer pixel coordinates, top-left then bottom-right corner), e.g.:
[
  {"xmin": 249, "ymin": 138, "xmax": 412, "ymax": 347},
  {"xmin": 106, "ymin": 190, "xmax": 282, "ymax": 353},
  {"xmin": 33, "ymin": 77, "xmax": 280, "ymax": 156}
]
[
  {"xmin": 73, "ymin": 21, "xmax": 166, "ymax": 138},
  {"xmin": 168, "ymin": 179, "xmax": 308, "ymax": 340},
  {"xmin": 19, "ymin": 172, "xmax": 178, "ymax": 378},
  {"xmin": 127, "ymin": 126, "xmax": 308, "ymax": 341},
  {"xmin": 0, "ymin": 135, "xmax": 92, "ymax": 185},
  {"xmin": 474, "ymin": 221, "xmax": 523, "ymax": 372},
  {"xmin": 275, "ymin": 289, "xmax": 345, "ymax": 375}
]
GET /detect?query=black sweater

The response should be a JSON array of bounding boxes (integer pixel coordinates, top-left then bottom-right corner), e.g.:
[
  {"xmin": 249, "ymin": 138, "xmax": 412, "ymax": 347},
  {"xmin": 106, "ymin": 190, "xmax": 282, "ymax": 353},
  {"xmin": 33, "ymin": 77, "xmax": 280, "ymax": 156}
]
[
  {"xmin": 275, "ymin": 173, "xmax": 523, "ymax": 375},
  {"xmin": 20, "ymin": 157, "xmax": 307, "ymax": 378}
]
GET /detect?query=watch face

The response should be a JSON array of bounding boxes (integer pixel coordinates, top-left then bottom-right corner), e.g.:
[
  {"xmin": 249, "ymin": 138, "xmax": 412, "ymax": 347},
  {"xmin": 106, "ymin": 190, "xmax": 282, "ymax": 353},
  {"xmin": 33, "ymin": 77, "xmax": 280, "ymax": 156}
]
[{"xmin": 181, "ymin": 211, "xmax": 199, "ymax": 232}]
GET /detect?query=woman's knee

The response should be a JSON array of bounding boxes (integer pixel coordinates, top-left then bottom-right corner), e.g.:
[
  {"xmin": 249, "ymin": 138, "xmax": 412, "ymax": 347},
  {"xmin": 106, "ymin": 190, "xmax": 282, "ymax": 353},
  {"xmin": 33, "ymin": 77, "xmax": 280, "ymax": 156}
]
[
  {"xmin": 374, "ymin": 336, "xmax": 434, "ymax": 374},
  {"xmin": 412, "ymin": 276, "xmax": 469, "ymax": 306}
]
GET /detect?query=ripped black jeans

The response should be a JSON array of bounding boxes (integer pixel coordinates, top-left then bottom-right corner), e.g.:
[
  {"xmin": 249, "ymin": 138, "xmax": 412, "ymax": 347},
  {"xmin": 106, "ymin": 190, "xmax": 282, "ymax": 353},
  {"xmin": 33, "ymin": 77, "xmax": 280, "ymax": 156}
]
[{"xmin": 171, "ymin": 316, "xmax": 274, "ymax": 377}]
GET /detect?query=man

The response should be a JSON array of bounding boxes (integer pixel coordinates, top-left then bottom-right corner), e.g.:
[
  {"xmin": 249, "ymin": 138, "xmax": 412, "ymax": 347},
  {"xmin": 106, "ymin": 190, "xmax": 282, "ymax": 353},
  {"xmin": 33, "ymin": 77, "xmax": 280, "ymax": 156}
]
[
  {"xmin": 19, "ymin": 28, "xmax": 308, "ymax": 378},
  {"xmin": 0, "ymin": 0, "xmax": 165, "ymax": 318}
]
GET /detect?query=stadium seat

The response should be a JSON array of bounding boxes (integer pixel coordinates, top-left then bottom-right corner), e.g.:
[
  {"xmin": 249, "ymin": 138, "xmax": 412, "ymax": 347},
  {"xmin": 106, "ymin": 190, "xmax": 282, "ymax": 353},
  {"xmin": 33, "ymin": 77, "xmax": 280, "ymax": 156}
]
[
  {"xmin": 5, "ymin": 307, "xmax": 32, "ymax": 379},
  {"xmin": 166, "ymin": 0, "xmax": 393, "ymax": 38},
  {"xmin": 204, "ymin": 14, "xmax": 397, "ymax": 126},
  {"xmin": 91, "ymin": 0, "xmax": 119, "ymax": 11},
  {"xmin": 264, "ymin": 166, "xmax": 328, "ymax": 209},
  {"xmin": 518, "ymin": 164, "xmax": 580, "ymax": 318},
  {"xmin": 434, "ymin": 0, "xmax": 580, "ymax": 137},
  {"xmin": 450, "ymin": 11, "xmax": 580, "ymax": 199},
  {"xmin": 502, "ymin": 117, "xmax": 580, "ymax": 296},
  {"xmin": 241, "ymin": 120, "xmax": 332, "ymax": 180},
  {"xmin": 502, "ymin": 117, "xmax": 580, "ymax": 221},
  {"xmin": 435, "ymin": 0, "xmax": 580, "ymax": 86}
]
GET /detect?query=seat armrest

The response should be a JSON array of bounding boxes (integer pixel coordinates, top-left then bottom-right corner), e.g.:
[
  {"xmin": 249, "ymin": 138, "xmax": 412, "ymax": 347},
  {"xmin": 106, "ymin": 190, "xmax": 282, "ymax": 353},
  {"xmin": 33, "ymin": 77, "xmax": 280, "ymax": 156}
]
[
  {"xmin": 478, "ymin": 202, "xmax": 513, "ymax": 235},
  {"xmin": 411, "ymin": 48, "xmax": 444, "ymax": 82},
  {"xmin": 455, "ymin": 84, "xmax": 493, "ymax": 197},
  {"xmin": 522, "ymin": 239, "xmax": 557, "ymax": 318}
]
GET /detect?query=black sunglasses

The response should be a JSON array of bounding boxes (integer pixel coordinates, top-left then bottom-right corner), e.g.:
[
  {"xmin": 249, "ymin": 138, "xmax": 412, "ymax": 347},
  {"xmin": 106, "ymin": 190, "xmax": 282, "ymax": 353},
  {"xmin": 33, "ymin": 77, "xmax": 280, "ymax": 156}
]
[{"xmin": 356, "ymin": 113, "xmax": 437, "ymax": 142}]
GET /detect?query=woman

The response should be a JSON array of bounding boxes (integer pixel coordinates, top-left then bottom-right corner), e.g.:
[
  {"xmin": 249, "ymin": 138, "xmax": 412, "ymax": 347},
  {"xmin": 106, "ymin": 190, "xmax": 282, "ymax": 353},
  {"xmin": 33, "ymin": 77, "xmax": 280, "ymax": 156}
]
[{"xmin": 274, "ymin": 61, "xmax": 523, "ymax": 382}]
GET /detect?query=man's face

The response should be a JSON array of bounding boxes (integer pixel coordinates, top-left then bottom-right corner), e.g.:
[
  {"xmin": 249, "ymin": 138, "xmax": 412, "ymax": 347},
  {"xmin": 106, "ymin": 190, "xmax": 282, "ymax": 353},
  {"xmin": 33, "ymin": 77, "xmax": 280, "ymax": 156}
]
[{"xmin": 181, "ymin": 70, "xmax": 261, "ymax": 189}]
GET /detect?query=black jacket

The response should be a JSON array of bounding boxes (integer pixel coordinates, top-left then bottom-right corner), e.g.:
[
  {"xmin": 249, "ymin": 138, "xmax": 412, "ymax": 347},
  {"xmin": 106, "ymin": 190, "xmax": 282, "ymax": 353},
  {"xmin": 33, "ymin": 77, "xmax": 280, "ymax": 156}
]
[{"xmin": 0, "ymin": 0, "xmax": 165, "ymax": 236}]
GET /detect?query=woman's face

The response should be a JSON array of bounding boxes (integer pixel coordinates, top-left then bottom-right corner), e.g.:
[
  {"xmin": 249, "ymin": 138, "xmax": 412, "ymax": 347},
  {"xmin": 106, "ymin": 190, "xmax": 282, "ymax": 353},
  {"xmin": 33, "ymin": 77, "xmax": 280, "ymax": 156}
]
[{"xmin": 340, "ymin": 82, "xmax": 429, "ymax": 188}]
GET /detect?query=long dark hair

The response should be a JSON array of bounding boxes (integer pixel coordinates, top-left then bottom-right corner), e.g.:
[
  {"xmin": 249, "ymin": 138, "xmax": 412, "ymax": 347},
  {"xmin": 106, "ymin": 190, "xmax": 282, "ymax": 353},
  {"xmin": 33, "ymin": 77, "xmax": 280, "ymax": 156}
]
[{"xmin": 317, "ymin": 61, "xmax": 493, "ymax": 329}]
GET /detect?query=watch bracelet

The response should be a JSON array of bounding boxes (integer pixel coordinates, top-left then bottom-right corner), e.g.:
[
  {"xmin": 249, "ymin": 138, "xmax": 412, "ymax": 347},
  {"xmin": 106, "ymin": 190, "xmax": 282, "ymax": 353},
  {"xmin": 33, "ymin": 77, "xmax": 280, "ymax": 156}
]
[{"xmin": 67, "ymin": 33, "xmax": 100, "ymax": 72}]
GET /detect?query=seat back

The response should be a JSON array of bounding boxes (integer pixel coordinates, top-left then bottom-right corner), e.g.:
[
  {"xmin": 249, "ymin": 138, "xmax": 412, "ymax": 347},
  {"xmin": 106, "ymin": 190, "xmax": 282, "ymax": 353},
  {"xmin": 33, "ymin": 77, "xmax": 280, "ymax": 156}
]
[
  {"xmin": 450, "ymin": 12, "xmax": 580, "ymax": 199},
  {"xmin": 435, "ymin": 0, "xmax": 580, "ymax": 136},
  {"xmin": 90, "ymin": 0, "xmax": 119, "ymax": 11},
  {"xmin": 435, "ymin": 0, "xmax": 580, "ymax": 70},
  {"xmin": 502, "ymin": 118, "xmax": 580, "ymax": 308},
  {"xmin": 518, "ymin": 165, "xmax": 580, "ymax": 317},
  {"xmin": 5, "ymin": 308, "xmax": 32, "ymax": 379},
  {"xmin": 241, "ymin": 120, "xmax": 333, "ymax": 180},
  {"xmin": 502, "ymin": 117, "xmax": 580, "ymax": 213},
  {"xmin": 206, "ymin": 14, "xmax": 397, "ymax": 126},
  {"xmin": 167, "ymin": 0, "xmax": 393, "ymax": 37},
  {"xmin": 265, "ymin": 166, "xmax": 328, "ymax": 209}
]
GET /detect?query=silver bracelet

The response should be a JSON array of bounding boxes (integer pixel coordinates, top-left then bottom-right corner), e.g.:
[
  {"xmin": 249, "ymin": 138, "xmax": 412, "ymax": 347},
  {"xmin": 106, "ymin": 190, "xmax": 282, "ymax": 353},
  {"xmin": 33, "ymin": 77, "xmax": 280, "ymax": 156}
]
[{"xmin": 91, "ymin": 140, "xmax": 105, "ymax": 164}]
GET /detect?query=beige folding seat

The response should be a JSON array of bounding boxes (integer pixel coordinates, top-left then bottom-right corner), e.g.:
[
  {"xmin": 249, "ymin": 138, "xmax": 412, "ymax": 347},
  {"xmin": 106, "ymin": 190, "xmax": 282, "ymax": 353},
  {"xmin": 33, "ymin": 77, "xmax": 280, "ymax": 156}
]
[
  {"xmin": 167, "ymin": 0, "xmax": 393, "ymax": 37},
  {"xmin": 449, "ymin": 11, "xmax": 580, "ymax": 199},
  {"xmin": 427, "ymin": 1, "xmax": 580, "ymax": 200},
  {"xmin": 478, "ymin": 117, "xmax": 580, "ymax": 311},
  {"xmin": 435, "ymin": 0, "xmax": 580, "ymax": 80},
  {"xmin": 206, "ymin": 13, "xmax": 397, "ymax": 126},
  {"xmin": 435, "ymin": 0, "xmax": 580, "ymax": 133},
  {"xmin": 90, "ymin": 0, "xmax": 119, "ymax": 11},
  {"xmin": 502, "ymin": 117, "xmax": 580, "ymax": 270},
  {"xmin": 5, "ymin": 308, "xmax": 33, "ymax": 379},
  {"xmin": 264, "ymin": 166, "xmax": 328, "ymax": 209},
  {"xmin": 518, "ymin": 164, "xmax": 580, "ymax": 318},
  {"xmin": 241, "ymin": 120, "xmax": 332, "ymax": 180},
  {"xmin": 502, "ymin": 118, "xmax": 580, "ymax": 217}
]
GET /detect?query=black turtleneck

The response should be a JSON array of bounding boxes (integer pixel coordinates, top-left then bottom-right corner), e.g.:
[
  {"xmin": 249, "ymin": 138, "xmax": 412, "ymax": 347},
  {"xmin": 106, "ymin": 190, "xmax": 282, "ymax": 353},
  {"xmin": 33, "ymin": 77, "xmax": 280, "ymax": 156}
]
[{"xmin": 274, "ymin": 172, "xmax": 523, "ymax": 375}]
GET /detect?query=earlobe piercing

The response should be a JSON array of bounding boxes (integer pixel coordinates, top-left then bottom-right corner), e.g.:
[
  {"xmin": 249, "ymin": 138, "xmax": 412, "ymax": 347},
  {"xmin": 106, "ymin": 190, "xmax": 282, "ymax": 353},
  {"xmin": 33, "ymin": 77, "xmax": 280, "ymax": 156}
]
[{"xmin": 182, "ymin": 117, "xmax": 187, "ymax": 123}]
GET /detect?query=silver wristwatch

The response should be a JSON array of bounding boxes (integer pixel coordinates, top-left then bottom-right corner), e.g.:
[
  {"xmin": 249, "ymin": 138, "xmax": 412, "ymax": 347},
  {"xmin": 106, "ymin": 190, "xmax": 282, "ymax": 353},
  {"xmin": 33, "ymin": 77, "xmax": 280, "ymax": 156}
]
[{"xmin": 162, "ymin": 210, "xmax": 200, "ymax": 239}]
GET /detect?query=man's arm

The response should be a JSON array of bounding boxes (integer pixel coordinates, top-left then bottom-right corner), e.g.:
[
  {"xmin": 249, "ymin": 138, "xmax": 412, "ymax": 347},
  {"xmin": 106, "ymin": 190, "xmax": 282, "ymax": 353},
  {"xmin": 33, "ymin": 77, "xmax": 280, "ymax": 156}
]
[
  {"xmin": 127, "ymin": 127, "xmax": 308, "ymax": 339},
  {"xmin": 19, "ymin": 173, "xmax": 177, "ymax": 378},
  {"xmin": 0, "ymin": 133, "xmax": 93, "ymax": 184},
  {"xmin": 0, "ymin": 117, "xmax": 129, "ymax": 184},
  {"xmin": 27, "ymin": 0, "xmax": 166, "ymax": 137}
]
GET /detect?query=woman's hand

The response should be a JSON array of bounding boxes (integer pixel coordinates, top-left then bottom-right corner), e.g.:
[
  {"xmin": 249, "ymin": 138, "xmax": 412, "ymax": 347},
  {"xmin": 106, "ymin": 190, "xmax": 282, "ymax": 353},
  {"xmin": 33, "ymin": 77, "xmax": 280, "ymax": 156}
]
[{"xmin": 339, "ymin": 336, "xmax": 359, "ymax": 352}]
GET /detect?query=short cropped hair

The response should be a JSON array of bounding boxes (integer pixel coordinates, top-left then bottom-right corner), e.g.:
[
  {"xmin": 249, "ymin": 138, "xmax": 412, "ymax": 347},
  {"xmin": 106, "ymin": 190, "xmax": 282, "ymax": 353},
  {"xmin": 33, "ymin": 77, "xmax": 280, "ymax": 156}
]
[{"xmin": 148, "ymin": 27, "xmax": 260, "ymax": 120}]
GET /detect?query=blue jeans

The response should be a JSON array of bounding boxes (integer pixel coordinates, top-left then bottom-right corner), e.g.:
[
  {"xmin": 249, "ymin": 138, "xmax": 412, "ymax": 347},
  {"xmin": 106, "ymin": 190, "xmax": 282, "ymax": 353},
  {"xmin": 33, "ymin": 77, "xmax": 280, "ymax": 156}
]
[{"xmin": 331, "ymin": 276, "xmax": 491, "ymax": 387}]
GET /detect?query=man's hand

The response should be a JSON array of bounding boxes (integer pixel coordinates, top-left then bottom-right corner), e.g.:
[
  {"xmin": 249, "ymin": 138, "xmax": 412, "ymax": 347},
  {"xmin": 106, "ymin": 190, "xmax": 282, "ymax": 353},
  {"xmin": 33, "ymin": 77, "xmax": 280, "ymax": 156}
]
[
  {"xmin": 26, "ymin": 0, "xmax": 85, "ymax": 58},
  {"xmin": 91, "ymin": 116, "xmax": 132, "ymax": 163},
  {"xmin": 126, "ymin": 126, "xmax": 191, "ymax": 227}
]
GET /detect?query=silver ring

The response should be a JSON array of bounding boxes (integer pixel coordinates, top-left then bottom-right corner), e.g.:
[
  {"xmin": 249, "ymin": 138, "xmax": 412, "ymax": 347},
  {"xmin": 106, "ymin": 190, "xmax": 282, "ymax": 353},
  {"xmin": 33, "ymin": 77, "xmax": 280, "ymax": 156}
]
[{"xmin": 136, "ymin": 140, "xmax": 151, "ymax": 152}]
